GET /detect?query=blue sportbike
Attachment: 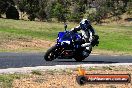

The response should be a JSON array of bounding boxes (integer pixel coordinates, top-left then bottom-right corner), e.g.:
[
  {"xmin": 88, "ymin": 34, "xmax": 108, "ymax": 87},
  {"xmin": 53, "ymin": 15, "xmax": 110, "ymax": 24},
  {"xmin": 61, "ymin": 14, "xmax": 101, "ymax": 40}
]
[{"xmin": 44, "ymin": 24, "xmax": 99, "ymax": 61}]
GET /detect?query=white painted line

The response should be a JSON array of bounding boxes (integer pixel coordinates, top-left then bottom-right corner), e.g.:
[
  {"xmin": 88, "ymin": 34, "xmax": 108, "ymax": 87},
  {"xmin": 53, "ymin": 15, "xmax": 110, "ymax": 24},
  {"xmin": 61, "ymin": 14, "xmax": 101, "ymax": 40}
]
[
  {"xmin": 0, "ymin": 63, "xmax": 132, "ymax": 74},
  {"xmin": 91, "ymin": 53, "xmax": 100, "ymax": 56},
  {"xmin": 91, "ymin": 53, "xmax": 121, "ymax": 56},
  {"xmin": 112, "ymin": 55, "xmax": 120, "ymax": 56}
]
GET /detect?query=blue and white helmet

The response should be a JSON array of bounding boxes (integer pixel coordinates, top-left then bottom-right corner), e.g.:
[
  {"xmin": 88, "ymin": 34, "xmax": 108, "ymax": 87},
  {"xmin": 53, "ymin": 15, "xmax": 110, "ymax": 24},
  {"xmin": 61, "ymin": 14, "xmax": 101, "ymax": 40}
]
[{"xmin": 80, "ymin": 19, "xmax": 91, "ymax": 30}]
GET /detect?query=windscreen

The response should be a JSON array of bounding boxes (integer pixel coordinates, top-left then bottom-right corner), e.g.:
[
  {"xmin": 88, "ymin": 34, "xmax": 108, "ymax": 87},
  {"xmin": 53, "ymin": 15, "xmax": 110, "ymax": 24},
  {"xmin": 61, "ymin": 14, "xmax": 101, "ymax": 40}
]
[{"xmin": 61, "ymin": 32, "xmax": 72, "ymax": 40}]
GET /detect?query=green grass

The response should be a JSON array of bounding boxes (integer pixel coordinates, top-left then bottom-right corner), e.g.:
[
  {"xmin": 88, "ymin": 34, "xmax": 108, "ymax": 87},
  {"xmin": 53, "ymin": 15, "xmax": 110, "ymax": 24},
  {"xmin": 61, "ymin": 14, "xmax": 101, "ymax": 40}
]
[
  {"xmin": 94, "ymin": 25, "xmax": 132, "ymax": 53},
  {"xmin": 0, "ymin": 18, "xmax": 132, "ymax": 54},
  {"xmin": 0, "ymin": 74, "xmax": 26, "ymax": 88},
  {"xmin": 31, "ymin": 70, "xmax": 42, "ymax": 75},
  {"xmin": 0, "ymin": 19, "xmax": 65, "ymax": 40}
]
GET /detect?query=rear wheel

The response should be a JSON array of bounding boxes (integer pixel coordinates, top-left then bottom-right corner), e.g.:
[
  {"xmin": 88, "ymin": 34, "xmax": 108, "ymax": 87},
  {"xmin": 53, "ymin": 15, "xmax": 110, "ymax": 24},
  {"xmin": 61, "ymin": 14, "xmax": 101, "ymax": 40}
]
[
  {"xmin": 44, "ymin": 46, "xmax": 57, "ymax": 61},
  {"xmin": 74, "ymin": 54, "xmax": 85, "ymax": 62}
]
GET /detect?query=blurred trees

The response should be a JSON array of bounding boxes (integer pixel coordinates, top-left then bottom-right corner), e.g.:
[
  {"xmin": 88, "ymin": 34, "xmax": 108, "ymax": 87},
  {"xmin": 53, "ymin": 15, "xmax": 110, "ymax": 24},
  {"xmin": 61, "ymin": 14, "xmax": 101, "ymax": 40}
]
[
  {"xmin": 51, "ymin": 0, "xmax": 67, "ymax": 22},
  {"xmin": 0, "ymin": 0, "xmax": 131, "ymax": 22},
  {"xmin": 6, "ymin": 5, "xmax": 19, "ymax": 19},
  {"xmin": 0, "ymin": 0, "xmax": 15, "ymax": 16},
  {"xmin": 17, "ymin": 0, "xmax": 39, "ymax": 21},
  {"xmin": 0, "ymin": 0, "xmax": 19, "ymax": 19},
  {"xmin": 84, "ymin": 0, "xmax": 132, "ymax": 23}
]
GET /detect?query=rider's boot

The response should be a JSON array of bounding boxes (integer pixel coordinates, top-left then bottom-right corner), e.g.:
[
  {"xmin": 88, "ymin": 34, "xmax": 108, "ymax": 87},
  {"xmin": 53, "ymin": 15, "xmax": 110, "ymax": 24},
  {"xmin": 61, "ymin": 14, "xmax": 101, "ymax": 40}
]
[
  {"xmin": 81, "ymin": 37, "xmax": 92, "ymax": 57},
  {"xmin": 82, "ymin": 49, "xmax": 91, "ymax": 57},
  {"xmin": 82, "ymin": 45, "xmax": 92, "ymax": 57}
]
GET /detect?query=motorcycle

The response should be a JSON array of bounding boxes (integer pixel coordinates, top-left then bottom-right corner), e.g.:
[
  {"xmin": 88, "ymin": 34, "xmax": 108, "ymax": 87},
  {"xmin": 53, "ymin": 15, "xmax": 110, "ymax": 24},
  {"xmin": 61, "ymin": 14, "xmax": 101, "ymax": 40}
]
[{"xmin": 44, "ymin": 24, "xmax": 99, "ymax": 61}]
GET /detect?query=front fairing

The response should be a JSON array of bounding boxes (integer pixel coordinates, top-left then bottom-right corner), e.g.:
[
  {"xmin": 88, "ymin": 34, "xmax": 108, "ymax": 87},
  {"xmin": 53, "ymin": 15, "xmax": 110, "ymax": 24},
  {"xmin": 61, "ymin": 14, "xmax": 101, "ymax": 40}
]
[
  {"xmin": 56, "ymin": 31, "xmax": 82, "ymax": 49},
  {"xmin": 55, "ymin": 31, "xmax": 86, "ymax": 59},
  {"xmin": 57, "ymin": 31, "xmax": 72, "ymax": 45}
]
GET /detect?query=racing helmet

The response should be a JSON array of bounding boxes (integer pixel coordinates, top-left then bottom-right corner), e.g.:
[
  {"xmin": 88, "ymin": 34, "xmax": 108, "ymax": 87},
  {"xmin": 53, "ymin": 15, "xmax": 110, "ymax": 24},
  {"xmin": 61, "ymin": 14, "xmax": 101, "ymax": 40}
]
[{"xmin": 80, "ymin": 19, "xmax": 91, "ymax": 30}]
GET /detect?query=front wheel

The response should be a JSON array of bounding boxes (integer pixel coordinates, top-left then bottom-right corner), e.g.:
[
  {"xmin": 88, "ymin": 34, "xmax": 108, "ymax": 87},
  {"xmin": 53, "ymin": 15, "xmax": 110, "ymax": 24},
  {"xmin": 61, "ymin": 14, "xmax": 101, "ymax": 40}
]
[{"xmin": 44, "ymin": 46, "xmax": 57, "ymax": 61}]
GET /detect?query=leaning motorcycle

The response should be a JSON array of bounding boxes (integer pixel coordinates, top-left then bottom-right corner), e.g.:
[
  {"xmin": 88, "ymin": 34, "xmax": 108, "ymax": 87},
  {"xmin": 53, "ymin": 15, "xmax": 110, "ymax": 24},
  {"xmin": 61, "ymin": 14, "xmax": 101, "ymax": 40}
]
[{"xmin": 44, "ymin": 24, "xmax": 99, "ymax": 61}]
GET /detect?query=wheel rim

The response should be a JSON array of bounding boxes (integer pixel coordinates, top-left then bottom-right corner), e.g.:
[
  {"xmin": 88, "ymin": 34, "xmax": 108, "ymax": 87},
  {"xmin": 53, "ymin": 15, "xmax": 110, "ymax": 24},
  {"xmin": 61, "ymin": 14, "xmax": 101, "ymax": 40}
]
[{"xmin": 47, "ymin": 52, "xmax": 56, "ymax": 61}]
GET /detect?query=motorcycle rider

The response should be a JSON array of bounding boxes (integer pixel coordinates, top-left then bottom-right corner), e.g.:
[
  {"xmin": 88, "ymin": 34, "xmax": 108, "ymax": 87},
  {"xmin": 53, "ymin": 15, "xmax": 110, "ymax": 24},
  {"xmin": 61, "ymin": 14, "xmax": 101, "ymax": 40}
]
[{"xmin": 71, "ymin": 19, "xmax": 95, "ymax": 56}]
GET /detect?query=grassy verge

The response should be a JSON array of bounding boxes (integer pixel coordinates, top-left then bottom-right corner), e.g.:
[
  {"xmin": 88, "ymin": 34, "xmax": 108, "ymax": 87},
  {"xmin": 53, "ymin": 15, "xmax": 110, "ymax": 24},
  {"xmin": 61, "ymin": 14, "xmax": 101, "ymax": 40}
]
[
  {"xmin": 94, "ymin": 25, "xmax": 132, "ymax": 54},
  {"xmin": 11, "ymin": 66, "xmax": 132, "ymax": 88},
  {"xmin": 0, "ymin": 66, "xmax": 132, "ymax": 88},
  {"xmin": 0, "ymin": 74, "xmax": 27, "ymax": 88},
  {"xmin": 0, "ymin": 18, "xmax": 132, "ymax": 54}
]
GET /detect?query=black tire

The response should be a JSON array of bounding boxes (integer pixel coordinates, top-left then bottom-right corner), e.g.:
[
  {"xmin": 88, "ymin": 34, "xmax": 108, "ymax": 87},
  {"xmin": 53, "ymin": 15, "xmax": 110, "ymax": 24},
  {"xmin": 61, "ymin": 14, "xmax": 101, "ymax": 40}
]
[
  {"xmin": 76, "ymin": 75, "xmax": 87, "ymax": 85},
  {"xmin": 74, "ymin": 54, "xmax": 85, "ymax": 62},
  {"xmin": 44, "ymin": 46, "xmax": 57, "ymax": 61}
]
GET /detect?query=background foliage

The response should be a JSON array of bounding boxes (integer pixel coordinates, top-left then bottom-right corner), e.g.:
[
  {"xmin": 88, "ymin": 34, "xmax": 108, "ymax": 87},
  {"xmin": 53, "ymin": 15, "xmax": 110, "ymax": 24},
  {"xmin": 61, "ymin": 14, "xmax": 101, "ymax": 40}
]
[{"xmin": 0, "ymin": 0, "xmax": 131, "ymax": 22}]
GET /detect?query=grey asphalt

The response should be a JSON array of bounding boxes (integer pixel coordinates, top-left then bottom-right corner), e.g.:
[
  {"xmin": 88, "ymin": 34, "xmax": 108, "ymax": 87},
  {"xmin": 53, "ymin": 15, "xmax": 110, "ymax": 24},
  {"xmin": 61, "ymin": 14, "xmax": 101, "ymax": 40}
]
[{"xmin": 0, "ymin": 53, "xmax": 132, "ymax": 69}]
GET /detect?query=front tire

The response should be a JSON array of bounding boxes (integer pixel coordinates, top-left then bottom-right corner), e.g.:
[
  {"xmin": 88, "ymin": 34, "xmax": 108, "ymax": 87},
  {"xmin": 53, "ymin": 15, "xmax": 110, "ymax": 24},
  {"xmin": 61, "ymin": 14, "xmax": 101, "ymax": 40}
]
[{"xmin": 44, "ymin": 46, "xmax": 57, "ymax": 61}]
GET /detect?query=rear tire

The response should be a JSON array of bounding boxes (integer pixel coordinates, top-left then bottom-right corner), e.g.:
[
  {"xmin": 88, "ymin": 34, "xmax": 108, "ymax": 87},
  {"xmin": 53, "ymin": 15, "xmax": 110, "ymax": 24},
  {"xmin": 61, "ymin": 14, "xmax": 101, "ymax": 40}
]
[
  {"xmin": 74, "ymin": 54, "xmax": 85, "ymax": 62},
  {"xmin": 44, "ymin": 46, "xmax": 57, "ymax": 61}
]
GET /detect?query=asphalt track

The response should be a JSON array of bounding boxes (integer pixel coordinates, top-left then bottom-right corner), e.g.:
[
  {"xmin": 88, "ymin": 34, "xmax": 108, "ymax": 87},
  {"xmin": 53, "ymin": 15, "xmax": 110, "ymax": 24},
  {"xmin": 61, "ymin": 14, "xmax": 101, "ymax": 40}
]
[{"xmin": 0, "ymin": 53, "xmax": 132, "ymax": 69}]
